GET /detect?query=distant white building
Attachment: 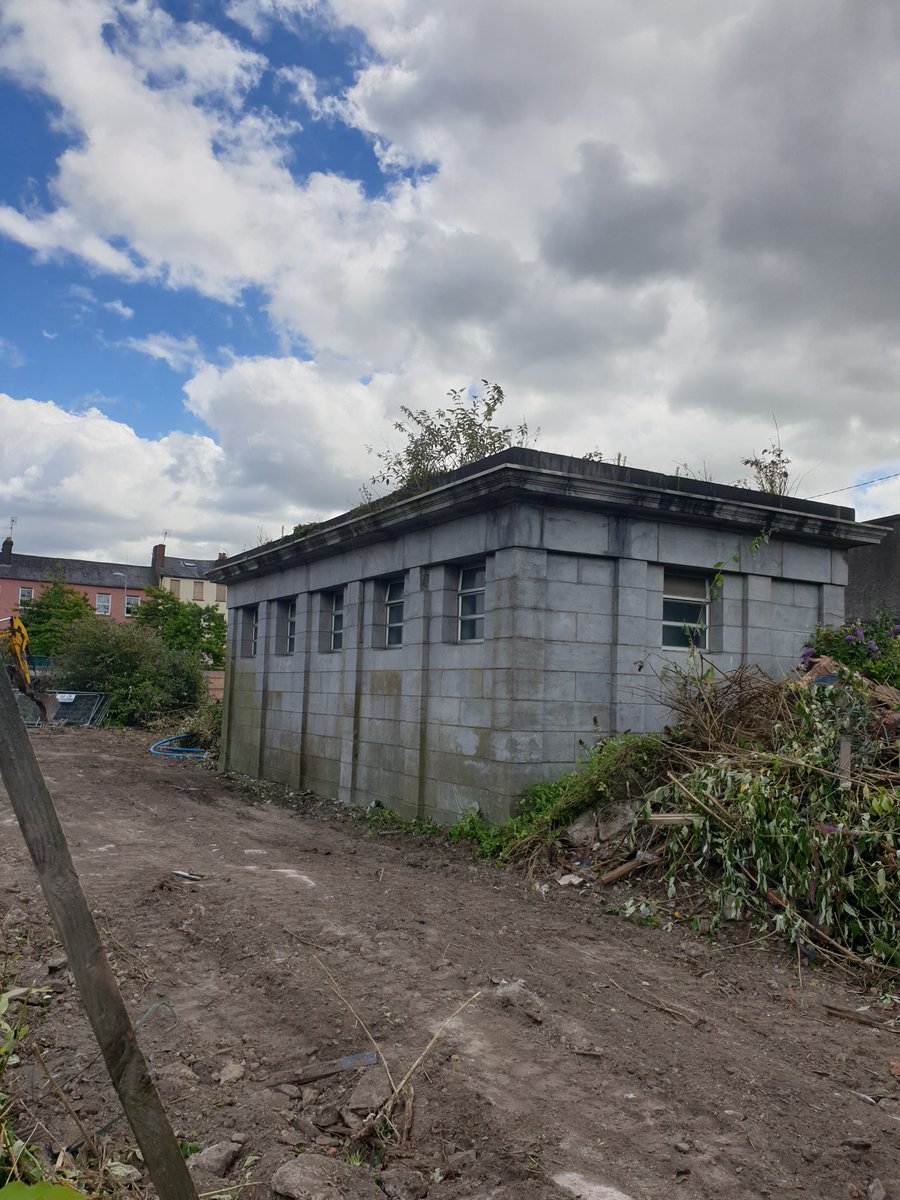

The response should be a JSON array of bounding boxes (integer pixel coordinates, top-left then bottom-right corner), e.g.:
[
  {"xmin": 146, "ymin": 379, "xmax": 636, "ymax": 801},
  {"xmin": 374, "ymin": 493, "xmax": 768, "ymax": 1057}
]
[{"xmin": 151, "ymin": 544, "xmax": 228, "ymax": 618}]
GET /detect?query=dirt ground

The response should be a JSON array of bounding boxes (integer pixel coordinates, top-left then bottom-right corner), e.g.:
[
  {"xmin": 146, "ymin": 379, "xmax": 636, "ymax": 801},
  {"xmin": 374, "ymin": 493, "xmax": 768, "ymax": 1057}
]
[{"xmin": 1, "ymin": 727, "xmax": 898, "ymax": 1200}]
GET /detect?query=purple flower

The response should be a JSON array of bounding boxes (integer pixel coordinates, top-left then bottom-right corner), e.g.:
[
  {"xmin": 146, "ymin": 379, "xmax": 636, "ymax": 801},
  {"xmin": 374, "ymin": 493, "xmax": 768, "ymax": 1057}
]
[
  {"xmin": 889, "ymin": 624, "xmax": 900, "ymax": 638},
  {"xmin": 844, "ymin": 634, "xmax": 857, "ymax": 642},
  {"xmin": 867, "ymin": 640, "xmax": 881, "ymax": 658}
]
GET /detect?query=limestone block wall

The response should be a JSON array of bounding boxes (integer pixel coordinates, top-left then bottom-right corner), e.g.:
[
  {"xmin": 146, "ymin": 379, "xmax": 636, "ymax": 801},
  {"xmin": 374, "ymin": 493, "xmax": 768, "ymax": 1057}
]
[{"xmin": 220, "ymin": 500, "xmax": 850, "ymax": 821}]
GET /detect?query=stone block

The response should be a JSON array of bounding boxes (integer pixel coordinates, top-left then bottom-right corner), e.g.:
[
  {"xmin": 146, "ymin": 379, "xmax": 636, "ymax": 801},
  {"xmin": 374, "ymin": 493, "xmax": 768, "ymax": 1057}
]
[
  {"xmin": 782, "ymin": 542, "xmax": 831, "ymax": 583},
  {"xmin": 615, "ymin": 614, "xmax": 648, "ymax": 648},
  {"xmin": 543, "ymin": 510, "xmax": 609, "ymax": 555},
  {"xmin": 620, "ymin": 520, "xmax": 659, "ymax": 561},
  {"xmin": 438, "ymin": 670, "xmax": 485, "ymax": 699},
  {"xmin": 542, "ymin": 670, "xmax": 577, "ymax": 702},
  {"xmin": 819, "ymin": 583, "xmax": 845, "ymax": 626},
  {"xmin": 831, "ymin": 550, "xmax": 849, "ymax": 587},
  {"xmin": 575, "ymin": 612, "xmax": 613, "ymax": 643},
  {"xmin": 490, "ymin": 697, "xmax": 542, "ymax": 730},
  {"xmin": 489, "ymin": 730, "xmax": 543, "ymax": 761},
  {"xmin": 578, "ymin": 556, "xmax": 615, "ymax": 585},
  {"xmin": 546, "ymin": 553, "xmax": 578, "ymax": 582},
  {"xmin": 616, "ymin": 585, "xmax": 647, "ymax": 619},
  {"xmin": 545, "ymin": 641, "xmax": 609, "ymax": 673},
  {"xmin": 546, "ymin": 610, "xmax": 577, "ymax": 640}
]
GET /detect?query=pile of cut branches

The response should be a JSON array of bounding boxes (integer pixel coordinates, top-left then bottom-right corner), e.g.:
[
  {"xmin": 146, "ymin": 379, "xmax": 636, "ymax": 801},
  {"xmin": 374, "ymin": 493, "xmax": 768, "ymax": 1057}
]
[{"xmin": 632, "ymin": 658, "xmax": 900, "ymax": 973}]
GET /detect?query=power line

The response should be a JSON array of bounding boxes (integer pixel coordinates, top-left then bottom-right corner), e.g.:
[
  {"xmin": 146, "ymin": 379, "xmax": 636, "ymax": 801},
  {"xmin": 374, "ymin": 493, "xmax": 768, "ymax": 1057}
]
[{"xmin": 804, "ymin": 469, "xmax": 900, "ymax": 500}]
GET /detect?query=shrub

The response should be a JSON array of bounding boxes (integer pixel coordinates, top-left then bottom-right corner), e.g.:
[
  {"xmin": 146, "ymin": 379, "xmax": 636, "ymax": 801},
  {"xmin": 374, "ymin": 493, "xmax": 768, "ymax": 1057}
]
[
  {"xmin": 54, "ymin": 618, "xmax": 204, "ymax": 726},
  {"xmin": 805, "ymin": 611, "xmax": 900, "ymax": 687}
]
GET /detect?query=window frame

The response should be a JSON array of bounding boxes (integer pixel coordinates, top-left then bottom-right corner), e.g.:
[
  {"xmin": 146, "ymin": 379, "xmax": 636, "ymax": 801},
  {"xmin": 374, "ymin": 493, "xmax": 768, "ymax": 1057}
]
[
  {"xmin": 125, "ymin": 593, "xmax": 141, "ymax": 616},
  {"xmin": 17, "ymin": 586, "xmax": 33, "ymax": 606},
  {"xmin": 95, "ymin": 592, "xmax": 111, "ymax": 616},
  {"xmin": 239, "ymin": 605, "xmax": 259, "ymax": 657},
  {"xmin": 384, "ymin": 577, "xmax": 404, "ymax": 647},
  {"xmin": 192, "ymin": 580, "xmax": 204, "ymax": 601},
  {"xmin": 275, "ymin": 596, "xmax": 297, "ymax": 655},
  {"xmin": 661, "ymin": 571, "xmax": 709, "ymax": 651},
  {"xmin": 329, "ymin": 590, "xmax": 344, "ymax": 652},
  {"xmin": 457, "ymin": 563, "xmax": 486, "ymax": 643}
]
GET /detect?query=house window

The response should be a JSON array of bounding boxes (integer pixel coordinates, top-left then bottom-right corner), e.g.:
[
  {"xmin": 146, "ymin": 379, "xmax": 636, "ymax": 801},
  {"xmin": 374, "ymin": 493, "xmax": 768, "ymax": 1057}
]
[
  {"xmin": 125, "ymin": 594, "xmax": 141, "ymax": 616},
  {"xmin": 275, "ymin": 597, "xmax": 297, "ymax": 654},
  {"xmin": 385, "ymin": 578, "xmax": 404, "ymax": 646},
  {"xmin": 169, "ymin": 579, "xmax": 181, "ymax": 598},
  {"xmin": 240, "ymin": 605, "xmax": 259, "ymax": 657},
  {"xmin": 329, "ymin": 591, "xmax": 344, "ymax": 651},
  {"xmin": 662, "ymin": 572, "xmax": 709, "ymax": 650},
  {"xmin": 95, "ymin": 593, "xmax": 111, "ymax": 616},
  {"xmin": 18, "ymin": 587, "xmax": 33, "ymax": 606},
  {"xmin": 193, "ymin": 580, "xmax": 204, "ymax": 601},
  {"xmin": 458, "ymin": 564, "xmax": 485, "ymax": 642},
  {"xmin": 216, "ymin": 583, "xmax": 227, "ymax": 603}
]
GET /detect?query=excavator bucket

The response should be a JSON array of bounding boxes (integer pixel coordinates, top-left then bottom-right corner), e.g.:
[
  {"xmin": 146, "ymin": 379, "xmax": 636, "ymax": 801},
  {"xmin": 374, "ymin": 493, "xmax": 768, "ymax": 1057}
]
[{"xmin": 1, "ymin": 616, "xmax": 56, "ymax": 725}]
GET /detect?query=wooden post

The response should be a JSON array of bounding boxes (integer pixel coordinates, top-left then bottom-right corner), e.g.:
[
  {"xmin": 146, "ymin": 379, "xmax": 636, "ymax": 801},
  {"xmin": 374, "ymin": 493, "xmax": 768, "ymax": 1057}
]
[{"xmin": 0, "ymin": 683, "xmax": 198, "ymax": 1200}]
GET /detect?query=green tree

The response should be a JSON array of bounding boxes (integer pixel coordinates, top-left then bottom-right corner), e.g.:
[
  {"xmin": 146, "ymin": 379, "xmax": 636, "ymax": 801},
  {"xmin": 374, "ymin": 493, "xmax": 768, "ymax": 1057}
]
[
  {"xmin": 18, "ymin": 569, "xmax": 92, "ymax": 656},
  {"xmin": 366, "ymin": 381, "xmax": 534, "ymax": 497},
  {"xmin": 54, "ymin": 618, "xmax": 204, "ymax": 726},
  {"xmin": 134, "ymin": 587, "xmax": 226, "ymax": 668}
]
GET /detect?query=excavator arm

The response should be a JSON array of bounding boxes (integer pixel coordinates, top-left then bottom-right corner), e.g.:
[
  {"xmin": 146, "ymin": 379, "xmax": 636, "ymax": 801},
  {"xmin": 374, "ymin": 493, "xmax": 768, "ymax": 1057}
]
[{"xmin": 0, "ymin": 616, "xmax": 56, "ymax": 724}]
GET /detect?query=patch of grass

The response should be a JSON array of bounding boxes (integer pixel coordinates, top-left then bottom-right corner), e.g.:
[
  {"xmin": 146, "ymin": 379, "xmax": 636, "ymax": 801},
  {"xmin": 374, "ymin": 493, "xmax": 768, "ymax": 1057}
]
[
  {"xmin": 363, "ymin": 805, "xmax": 441, "ymax": 839},
  {"xmin": 448, "ymin": 733, "xmax": 671, "ymax": 866}
]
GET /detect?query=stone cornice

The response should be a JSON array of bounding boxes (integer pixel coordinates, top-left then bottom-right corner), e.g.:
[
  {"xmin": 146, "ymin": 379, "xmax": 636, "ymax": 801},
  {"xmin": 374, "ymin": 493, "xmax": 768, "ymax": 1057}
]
[{"xmin": 210, "ymin": 450, "xmax": 886, "ymax": 583}]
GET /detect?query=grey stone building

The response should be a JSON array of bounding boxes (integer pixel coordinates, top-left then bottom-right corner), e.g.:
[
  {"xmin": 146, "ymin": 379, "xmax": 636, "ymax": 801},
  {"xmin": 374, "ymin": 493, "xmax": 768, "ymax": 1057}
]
[
  {"xmin": 210, "ymin": 449, "xmax": 883, "ymax": 823},
  {"xmin": 846, "ymin": 513, "xmax": 900, "ymax": 621}
]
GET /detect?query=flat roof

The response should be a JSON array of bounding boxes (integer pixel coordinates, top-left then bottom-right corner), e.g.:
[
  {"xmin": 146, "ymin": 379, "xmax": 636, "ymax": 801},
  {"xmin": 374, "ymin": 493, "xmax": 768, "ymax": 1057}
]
[{"xmin": 210, "ymin": 448, "xmax": 886, "ymax": 583}]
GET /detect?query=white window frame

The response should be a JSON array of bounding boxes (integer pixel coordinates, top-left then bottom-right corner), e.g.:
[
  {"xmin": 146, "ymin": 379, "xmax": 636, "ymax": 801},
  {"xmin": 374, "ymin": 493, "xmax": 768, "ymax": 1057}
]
[
  {"xmin": 330, "ymin": 591, "xmax": 344, "ymax": 651},
  {"xmin": 385, "ymin": 578, "xmax": 404, "ymax": 647},
  {"xmin": 662, "ymin": 572, "xmax": 709, "ymax": 651},
  {"xmin": 125, "ymin": 594, "xmax": 141, "ymax": 616},
  {"xmin": 240, "ymin": 605, "xmax": 259, "ymax": 657},
  {"xmin": 18, "ymin": 586, "xmax": 33, "ymax": 606},
  {"xmin": 458, "ymin": 564, "xmax": 485, "ymax": 642},
  {"xmin": 95, "ymin": 592, "xmax": 111, "ymax": 616},
  {"xmin": 275, "ymin": 597, "xmax": 297, "ymax": 654}
]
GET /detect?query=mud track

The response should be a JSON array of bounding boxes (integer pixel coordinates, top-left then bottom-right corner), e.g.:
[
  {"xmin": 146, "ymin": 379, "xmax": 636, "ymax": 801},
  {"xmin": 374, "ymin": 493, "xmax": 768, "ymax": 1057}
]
[{"xmin": 1, "ymin": 727, "xmax": 897, "ymax": 1200}]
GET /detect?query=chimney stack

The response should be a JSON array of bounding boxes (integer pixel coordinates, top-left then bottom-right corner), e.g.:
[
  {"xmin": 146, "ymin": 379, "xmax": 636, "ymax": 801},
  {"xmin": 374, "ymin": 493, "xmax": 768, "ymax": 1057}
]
[
  {"xmin": 151, "ymin": 543, "xmax": 166, "ymax": 583},
  {"xmin": 217, "ymin": 551, "xmax": 228, "ymax": 562},
  {"xmin": 1, "ymin": 536, "xmax": 12, "ymax": 565}
]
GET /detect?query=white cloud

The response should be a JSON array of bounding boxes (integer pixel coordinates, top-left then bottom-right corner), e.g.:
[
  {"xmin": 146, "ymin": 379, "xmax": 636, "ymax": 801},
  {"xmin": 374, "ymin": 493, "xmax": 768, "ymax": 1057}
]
[
  {"xmin": 0, "ymin": 385, "xmax": 337, "ymax": 560},
  {"xmin": 1, "ymin": 0, "xmax": 900, "ymax": 556},
  {"xmin": 124, "ymin": 332, "xmax": 202, "ymax": 371},
  {"xmin": 103, "ymin": 299, "xmax": 134, "ymax": 319}
]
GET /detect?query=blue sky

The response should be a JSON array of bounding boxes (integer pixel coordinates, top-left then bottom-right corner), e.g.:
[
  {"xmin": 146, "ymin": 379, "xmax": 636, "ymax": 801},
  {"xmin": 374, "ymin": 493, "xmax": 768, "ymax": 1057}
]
[{"xmin": 2, "ymin": 0, "xmax": 900, "ymax": 560}]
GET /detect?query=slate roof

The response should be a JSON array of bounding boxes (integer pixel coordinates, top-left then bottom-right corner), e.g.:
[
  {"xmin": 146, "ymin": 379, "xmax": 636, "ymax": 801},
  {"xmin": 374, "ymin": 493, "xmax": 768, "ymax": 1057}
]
[
  {"xmin": 160, "ymin": 556, "xmax": 219, "ymax": 581},
  {"xmin": 0, "ymin": 554, "xmax": 156, "ymax": 590}
]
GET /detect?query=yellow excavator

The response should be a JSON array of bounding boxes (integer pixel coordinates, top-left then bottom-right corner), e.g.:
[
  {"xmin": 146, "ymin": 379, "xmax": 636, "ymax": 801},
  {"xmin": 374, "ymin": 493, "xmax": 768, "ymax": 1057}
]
[{"xmin": 0, "ymin": 616, "xmax": 56, "ymax": 724}]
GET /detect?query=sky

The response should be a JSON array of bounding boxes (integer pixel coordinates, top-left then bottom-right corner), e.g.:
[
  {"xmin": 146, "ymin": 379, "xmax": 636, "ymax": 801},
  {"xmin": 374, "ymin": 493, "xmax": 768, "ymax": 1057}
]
[{"xmin": 2, "ymin": 0, "xmax": 900, "ymax": 562}]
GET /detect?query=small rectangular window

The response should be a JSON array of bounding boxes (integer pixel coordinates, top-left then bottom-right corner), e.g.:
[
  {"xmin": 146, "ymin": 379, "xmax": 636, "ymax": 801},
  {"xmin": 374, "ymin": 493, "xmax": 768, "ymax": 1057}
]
[
  {"xmin": 95, "ymin": 593, "xmax": 111, "ymax": 616},
  {"xmin": 662, "ymin": 572, "xmax": 708, "ymax": 650},
  {"xmin": 458, "ymin": 564, "xmax": 485, "ymax": 642},
  {"xmin": 125, "ymin": 594, "xmax": 141, "ymax": 616},
  {"xmin": 330, "ymin": 591, "xmax": 344, "ymax": 651},
  {"xmin": 18, "ymin": 587, "xmax": 33, "ymax": 605},
  {"xmin": 192, "ymin": 580, "xmax": 204, "ymax": 601},
  {"xmin": 240, "ymin": 605, "xmax": 259, "ymax": 656},
  {"xmin": 385, "ymin": 578, "xmax": 404, "ymax": 646},
  {"xmin": 275, "ymin": 597, "xmax": 297, "ymax": 654},
  {"xmin": 169, "ymin": 578, "xmax": 181, "ymax": 598},
  {"xmin": 215, "ymin": 583, "xmax": 227, "ymax": 603}
]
